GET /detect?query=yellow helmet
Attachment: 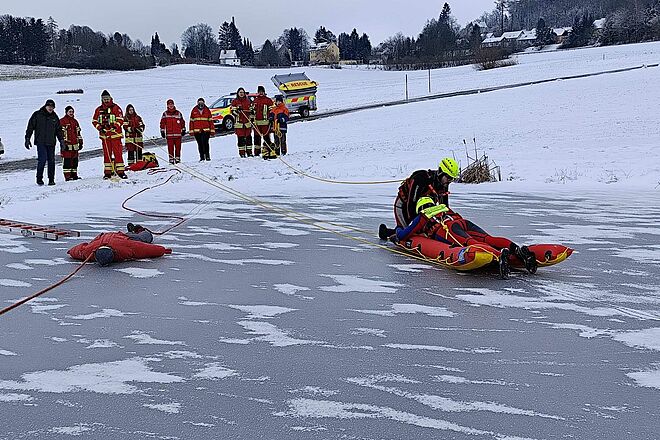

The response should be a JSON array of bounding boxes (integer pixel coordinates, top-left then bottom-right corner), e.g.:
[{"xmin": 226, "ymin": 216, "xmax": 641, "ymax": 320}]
[
  {"xmin": 416, "ymin": 196, "xmax": 436, "ymax": 214},
  {"xmin": 439, "ymin": 157, "xmax": 459, "ymax": 179}
]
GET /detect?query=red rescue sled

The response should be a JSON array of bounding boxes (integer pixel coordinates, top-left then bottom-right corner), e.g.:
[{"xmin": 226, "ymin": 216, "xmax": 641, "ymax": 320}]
[{"xmin": 397, "ymin": 235, "xmax": 572, "ymax": 274}]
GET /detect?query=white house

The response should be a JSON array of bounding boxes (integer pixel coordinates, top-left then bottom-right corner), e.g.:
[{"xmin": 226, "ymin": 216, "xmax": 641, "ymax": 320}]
[{"xmin": 219, "ymin": 49, "xmax": 241, "ymax": 66}]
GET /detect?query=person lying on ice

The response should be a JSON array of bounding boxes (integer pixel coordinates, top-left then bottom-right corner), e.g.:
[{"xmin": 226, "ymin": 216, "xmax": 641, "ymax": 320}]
[
  {"xmin": 383, "ymin": 197, "xmax": 537, "ymax": 273},
  {"xmin": 68, "ymin": 225, "xmax": 172, "ymax": 266},
  {"xmin": 394, "ymin": 157, "xmax": 460, "ymax": 227}
]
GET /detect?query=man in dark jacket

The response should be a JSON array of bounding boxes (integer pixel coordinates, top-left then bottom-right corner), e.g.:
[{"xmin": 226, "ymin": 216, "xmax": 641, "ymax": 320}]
[{"xmin": 25, "ymin": 99, "xmax": 65, "ymax": 186}]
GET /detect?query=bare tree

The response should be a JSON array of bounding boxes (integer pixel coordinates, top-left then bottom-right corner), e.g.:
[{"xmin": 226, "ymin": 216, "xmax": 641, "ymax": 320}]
[{"xmin": 181, "ymin": 23, "xmax": 218, "ymax": 61}]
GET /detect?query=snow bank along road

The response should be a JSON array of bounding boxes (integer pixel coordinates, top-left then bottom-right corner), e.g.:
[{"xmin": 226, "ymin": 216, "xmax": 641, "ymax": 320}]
[
  {"xmin": 1, "ymin": 60, "xmax": 658, "ymax": 173},
  {"xmin": 0, "ymin": 192, "xmax": 659, "ymax": 439}
]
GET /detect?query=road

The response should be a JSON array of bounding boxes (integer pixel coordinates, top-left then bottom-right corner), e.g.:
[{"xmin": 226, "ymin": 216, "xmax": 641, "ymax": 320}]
[{"xmin": 0, "ymin": 191, "xmax": 658, "ymax": 439}]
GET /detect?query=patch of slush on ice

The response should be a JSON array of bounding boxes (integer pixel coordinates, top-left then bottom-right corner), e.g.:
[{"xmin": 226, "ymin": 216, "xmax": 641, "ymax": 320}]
[
  {"xmin": 259, "ymin": 242, "xmax": 299, "ymax": 249},
  {"xmin": 218, "ymin": 338, "xmax": 252, "ymax": 345},
  {"xmin": 237, "ymin": 321, "xmax": 322, "ymax": 347},
  {"xmin": 627, "ymin": 368, "xmax": 660, "ymax": 390},
  {"xmin": 226, "ymin": 304, "xmax": 297, "ymax": 320},
  {"xmin": 6, "ymin": 263, "xmax": 33, "ymax": 270},
  {"xmin": 0, "ymin": 349, "xmax": 18, "ymax": 356},
  {"xmin": 49, "ymin": 425, "xmax": 92, "ymax": 435},
  {"xmin": 387, "ymin": 264, "xmax": 431, "ymax": 273},
  {"xmin": 0, "ymin": 279, "xmax": 31, "ymax": 287},
  {"xmin": 179, "ymin": 300, "xmax": 218, "ymax": 306},
  {"xmin": 24, "ymin": 258, "xmax": 71, "ymax": 266},
  {"xmin": 612, "ymin": 328, "xmax": 660, "ymax": 351},
  {"xmin": 86, "ymin": 340, "xmax": 119, "ymax": 349},
  {"xmin": 347, "ymin": 375, "xmax": 561, "ymax": 420},
  {"xmin": 30, "ymin": 304, "xmax": 67, "ymax": 314},
  {"xmin": 124, "ymin": 331, "xmax": 185, "ymax": 346},
  {"xmin": 276, "ymin": 398, "xmax": 529, "ymax": 438},
  {"xmin": 143, "ymin": 402, "xmax": 181, "ymax": 414},
  {"xmin": 114, "ymin": 268, "xmax": 164, "ymax": 278},
  {"xmin": 67, "ymin": 309, "xmax": 132, "ymax": 320},
  {"xmin": 432, "ymin": 375, "xmax": 507, "ymax": 386},
  {"xmin": 383, "ymin": 344, "xmax": 467, "ymax": 353},
  {"xmin": 0, "ymin": 393, "xmax": 33, "ymax": 402},
  {"xmin": 193, "ymin": 363, "xmax": 238, "ymax": 380},
  {"xmin": 273, "ymin": 284, "xmax": 312, "ymax": 299},
  {"xmin": 161, "ymin": 351, "xmax": 203, "ymax": 359},
  {"xmin": 0, "ymin": 358, "xmax": 184, "ymax": 394},
  {"xmin": 174, "ymin": 252, "xmax": 294, "ymax": 266},
  {"xmin": 50, "ymin": 337, "xmax": 67, "ymax": 342},
  {"xmin": 319, "ymin": 275, "xmax": 402, "ymax": 294},
  {"xmin": 614, "ymin": 246, "xmax": 660, "ymax": 264},
  {"xmin": 455, "ymin": 288, "xmax": 660, "ymax": 321},
  {"xmin": 351, "ymin": 328, "xmax": 387, "ymax": 338},
  {"xmin": 352, "ymin": 303, "xmax": 455, "ymax": 318},
  {"xmin": 292, "ymin": 386, "xmax": 339, "ymax": 397}
]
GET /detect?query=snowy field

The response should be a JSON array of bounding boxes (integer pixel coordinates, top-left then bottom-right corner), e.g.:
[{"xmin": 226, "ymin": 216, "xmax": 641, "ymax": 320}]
[
  {"xmin": 0, "ymin": 42, "xmax": 659, "ymax": 439},
  {"xmin": 0, "ymin": 64, "xmax": 104, "ymax": 81},
  {"xmin": 1, "ymin": 41, "xmax": 659, "ymax": 161}
]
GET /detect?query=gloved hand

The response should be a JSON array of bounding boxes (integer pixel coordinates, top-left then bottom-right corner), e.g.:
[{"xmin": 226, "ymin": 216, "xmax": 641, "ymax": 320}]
[
  {"xmin": 161, "ymin": 130, "xmax": 166, "ymax": 138},
  {"xmin": 78, "ymin": 139, "xmax": 84, "ymax": 150},
  {"xmin": 25, "ymin": 138, "xmax": 32, "ymax": 150},
  {"xmin": 181, "ymin": 128, "xmax": 186, "ymax": 136}
]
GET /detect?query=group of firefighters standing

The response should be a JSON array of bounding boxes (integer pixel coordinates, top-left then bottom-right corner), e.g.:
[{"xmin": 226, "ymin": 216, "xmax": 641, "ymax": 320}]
[{"xmin": 24, "ymin": 86, "xmax": 290, "ymax": 185}]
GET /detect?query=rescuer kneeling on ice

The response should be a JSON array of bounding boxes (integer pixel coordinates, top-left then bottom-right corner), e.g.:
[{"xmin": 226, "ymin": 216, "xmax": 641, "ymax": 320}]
[{"xmin": 68, "ymin": 224, "xmax": 172, "ymax": 266}]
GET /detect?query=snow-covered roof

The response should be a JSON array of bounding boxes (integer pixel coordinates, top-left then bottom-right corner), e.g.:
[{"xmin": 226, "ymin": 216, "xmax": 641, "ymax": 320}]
[
  {"xmin": 482, "ymin": 35, "xmax": 505, "ymax": 44},
  {"xmin": 553, "ymin": 27, "xmax": 572, "ymax": 36},
  {"xmin": 310, "ymin": 42, "xmax": 337, "ymax": 52},
  {"xmin": 219, "ymin": 49, "xmax": 238, "ymax": 60},
  {"xmin": 502, "ymin": 31, "xmax": 524, "ymax": 40},
  {"xmin": 593, "ymin": 18, "xmax": 606, "ymax": 30},
  {"xmin": 483, "ymin": 32, "xmax": 494, "ymax": 39},
  {"xmin": 518, "ymin": 29, "xmax": 537, "ymax": 41}
]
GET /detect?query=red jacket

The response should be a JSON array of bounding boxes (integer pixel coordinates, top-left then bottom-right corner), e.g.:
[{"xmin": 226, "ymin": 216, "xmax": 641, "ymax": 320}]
[
  {"xmin": 68, "ymin": 232, "xmax": 172, "ymax": 263},
  {"xmin": 230, "ymin": 96, "xmax": 252, "ymax": 129},
  {"xmin": 92, "ymin": 100, "xmax": 124, "ymax": 140},
  {"xmin": 189, "ymin": 105, "xmax": 215, "ymax": 135},
  {"xmin": 59, "ymin": 115, "xmax": 82, "ymax": 150},
  {"xmin": 123, "ymin": 113, "xmax": 145, "ymax": 142},
  {"xmin": 160, "ymin": 107, "xmax": 186, "ymax": 138},
  {"xmin": 251, "ymin": 95, "xmax": 273, "ymax": 124}
]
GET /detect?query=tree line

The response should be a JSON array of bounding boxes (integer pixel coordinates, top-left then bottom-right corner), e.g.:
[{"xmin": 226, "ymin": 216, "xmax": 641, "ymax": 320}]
[{"xmin": 2, "ymin": 1, "xmax": 659, "ymax": 72}]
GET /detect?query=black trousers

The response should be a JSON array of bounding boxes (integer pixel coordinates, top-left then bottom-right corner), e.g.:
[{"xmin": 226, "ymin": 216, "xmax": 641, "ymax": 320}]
[
  {"xmin": 195, "ymin": 133, "xmax": 211, "ymax": 160},
  {"xmin": 36, "ymin": 144, "xmax": 56, "ymax": 182}
]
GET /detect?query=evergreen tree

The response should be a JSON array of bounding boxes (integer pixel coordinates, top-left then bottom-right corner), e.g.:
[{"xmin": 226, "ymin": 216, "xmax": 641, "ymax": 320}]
[
  {"xmin": 151, "ymin": 32, "xmax": 162, "ymax": 56},
  {"xmin": 314, "ymin": 26, "xmax": 337, "ymax": 44},
  {"xmin": 218, "ymin": 21, "xmax": 232, "ymax": 50},
  {"xmin": 535, "ymin": 17, "xmax": 555, "ymax": 47},
  {"xmin": 469, "ymin": 23, "xmax": 482, "ymax": 52},
  {"xmin": 258, "ymin": 39, "xmax": 279, "ymax": 66}
]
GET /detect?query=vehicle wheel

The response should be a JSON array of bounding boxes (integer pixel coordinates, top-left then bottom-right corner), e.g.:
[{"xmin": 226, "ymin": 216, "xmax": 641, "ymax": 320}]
[
  {"xmin": 223, "ymin": 117, "xmax": 235, "ymax": 131},
  {"xmin": 299, "ymin": 107, "xmax": 310, "ymax": 118}
]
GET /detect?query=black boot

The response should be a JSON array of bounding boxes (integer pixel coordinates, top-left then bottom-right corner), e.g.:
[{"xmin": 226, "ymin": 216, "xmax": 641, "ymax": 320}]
[
  {"xmin": 516, "ymin": 245, "xmax": 537, "ymax": 274},
  {"xmin": 378, "ymin": 224, "xmax": 396, "ymax": 240},
  {"xmin": 499, "ymin": 248, "xmax": 511, "ymax": 280}
]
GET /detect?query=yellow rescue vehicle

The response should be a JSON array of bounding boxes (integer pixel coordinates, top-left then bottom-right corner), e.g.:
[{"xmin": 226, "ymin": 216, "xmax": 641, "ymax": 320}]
[{"xmin": 271, "ymin": 73, "xmax": 318, "ymax": 118}]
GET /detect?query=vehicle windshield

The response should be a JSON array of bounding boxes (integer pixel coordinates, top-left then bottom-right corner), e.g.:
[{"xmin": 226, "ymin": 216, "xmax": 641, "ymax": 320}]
[{"xmin": 209, "ymin": 98, "xmax": 226, "ymax": 108}]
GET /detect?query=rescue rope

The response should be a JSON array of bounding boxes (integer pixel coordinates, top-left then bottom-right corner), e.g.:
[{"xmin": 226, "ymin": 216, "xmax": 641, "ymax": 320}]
[
  {"xmin": 143, "ymin": 141, "xmax": 498, "ymax": 272},
  {"xmin": 121, "ymin": 168, "xmax": 187, "ymax": 235},
  {"xmin": 0, "ymin": 254, "xmax": 93, "ymax": 317},
  {"xmin": 237, "ymin": 108, "xmax": 404, "ymax": 185},
  {"xmin": 0, "ymin": 168, "xmax": 206, "ymax": 318}
]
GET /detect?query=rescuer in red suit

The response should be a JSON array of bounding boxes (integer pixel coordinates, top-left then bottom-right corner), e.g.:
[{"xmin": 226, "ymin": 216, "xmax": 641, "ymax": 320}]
[{"xmin": 68, "ymin": 228, "xmax": 172, "ymax": 266}]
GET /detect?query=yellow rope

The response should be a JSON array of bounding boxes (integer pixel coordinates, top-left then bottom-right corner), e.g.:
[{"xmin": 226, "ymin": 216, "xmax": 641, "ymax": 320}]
[{"xmin": 142, "ymin": 141, "xmax": 483, "ymax": 271}]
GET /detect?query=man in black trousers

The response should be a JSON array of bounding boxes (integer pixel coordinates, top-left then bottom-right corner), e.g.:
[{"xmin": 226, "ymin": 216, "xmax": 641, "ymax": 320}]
[{"xmin": 25, "ymin": 99, "xmax": 65, "ymax": 186}]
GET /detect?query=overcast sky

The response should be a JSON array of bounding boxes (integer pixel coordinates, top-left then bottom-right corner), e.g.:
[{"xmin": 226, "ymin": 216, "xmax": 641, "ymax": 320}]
[{"xmin": 2, "ymin": 0, "xmax": 495, "ymax": 47}]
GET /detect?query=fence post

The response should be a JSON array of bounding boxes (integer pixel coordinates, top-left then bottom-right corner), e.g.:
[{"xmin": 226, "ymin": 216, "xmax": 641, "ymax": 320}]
[
  {"xmin": 405, "ymin": 74, "xmax": 408, "ymax": 100},
  {"xmin": 428, "ymin": 69, "xmax": 431, "ymax": 93}
]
